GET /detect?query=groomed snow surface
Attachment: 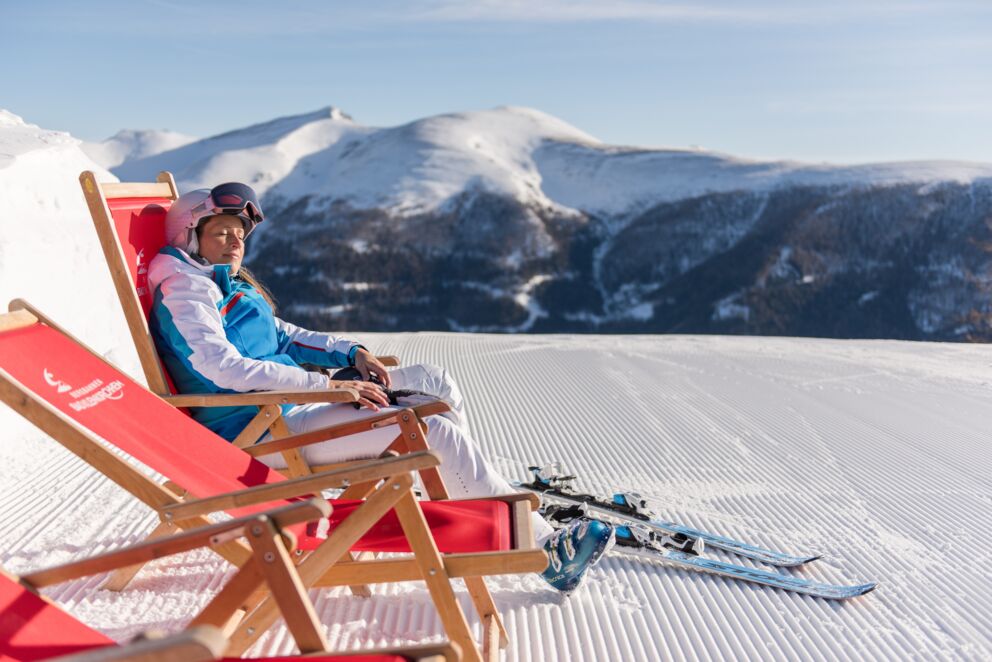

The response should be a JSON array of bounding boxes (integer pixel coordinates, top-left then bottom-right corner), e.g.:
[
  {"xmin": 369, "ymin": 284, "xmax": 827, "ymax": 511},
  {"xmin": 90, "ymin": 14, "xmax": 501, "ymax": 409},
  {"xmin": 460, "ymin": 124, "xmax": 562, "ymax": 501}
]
[{"xmin": 2, "ymin": 333, "xmax": 991, "ymax": 661}]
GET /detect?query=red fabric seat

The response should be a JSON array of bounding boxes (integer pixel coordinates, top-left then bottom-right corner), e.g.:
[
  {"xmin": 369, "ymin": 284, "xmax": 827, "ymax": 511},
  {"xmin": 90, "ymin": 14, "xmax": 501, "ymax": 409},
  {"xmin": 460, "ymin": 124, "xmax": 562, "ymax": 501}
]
[
  {"xmin": 225, "ymin": 657, "xmax": 409, "ymax": 662},
  {"xmin": 304, "ymin": 499, "xmax": 509, "ymax": 553},
  {"xmin": 0, "ymin": 323, "xmax": 511, "ymax": 554},
  {"xmin": 0, "ymin": 573, "xmax": 111, "ymax": 661},
  {"xmin": 0, "ymin": 572, "xmax": 427, "ymax": 662}
]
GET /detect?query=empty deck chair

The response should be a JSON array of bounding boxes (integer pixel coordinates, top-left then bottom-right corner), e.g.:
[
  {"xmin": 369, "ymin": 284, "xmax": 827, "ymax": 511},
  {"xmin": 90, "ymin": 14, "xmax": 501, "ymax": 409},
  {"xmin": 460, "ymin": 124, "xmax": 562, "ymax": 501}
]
[
  {"xmin": 1, "ymin": 499, "xmax": 460, "ymax": 661},
  {"xmin": 79, "ymin": 169, "xmax": 447, "ymax": 481},
  {"xmin": 0, "ymin": 303, "xmax": 546, "ymax": 662}
]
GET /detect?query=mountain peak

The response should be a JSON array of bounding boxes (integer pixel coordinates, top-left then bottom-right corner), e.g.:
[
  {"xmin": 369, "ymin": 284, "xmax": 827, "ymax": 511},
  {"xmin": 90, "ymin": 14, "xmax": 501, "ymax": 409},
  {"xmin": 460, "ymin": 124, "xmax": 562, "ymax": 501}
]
[
  {"xmin": 0, "ymin": 110, "xmax": 29, "ymax": 128},
  {"xmin": 324, "ymin": 106, "xmax": 352, "ymax": 121}
]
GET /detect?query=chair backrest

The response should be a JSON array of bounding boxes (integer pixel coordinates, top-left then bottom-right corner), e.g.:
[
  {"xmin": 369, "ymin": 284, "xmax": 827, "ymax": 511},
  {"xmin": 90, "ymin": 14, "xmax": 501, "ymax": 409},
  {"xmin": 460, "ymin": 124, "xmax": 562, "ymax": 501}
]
[
  {"xmin": 80, "ymin": 171, "xmax": 178, "ymax": 396},
  {"xmin": 0, "ymin": 563, "xmax": 453, "ymax": 661},
  {"xmin": 0, "ymin": 308, "xmax": 288, "ymax": 519},
  {"xmin": 0, "ymin": 569, "xmax": 113, "ymax": 661}
]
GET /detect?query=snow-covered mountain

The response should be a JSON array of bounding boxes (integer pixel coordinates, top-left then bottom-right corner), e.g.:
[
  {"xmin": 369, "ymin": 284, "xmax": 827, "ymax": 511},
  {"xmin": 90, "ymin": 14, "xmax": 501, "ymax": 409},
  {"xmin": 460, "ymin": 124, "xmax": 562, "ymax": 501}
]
[
  {"xmin": 82, "ymin": 128, "xmax": 197, "ymax": 170},
  {"xmin": 31, "ymin": 105, "xmax": 992, "ymax": 339},
  {"xmin": 115, "ymin": 105, "xmax": 992, "ymax": 218}
]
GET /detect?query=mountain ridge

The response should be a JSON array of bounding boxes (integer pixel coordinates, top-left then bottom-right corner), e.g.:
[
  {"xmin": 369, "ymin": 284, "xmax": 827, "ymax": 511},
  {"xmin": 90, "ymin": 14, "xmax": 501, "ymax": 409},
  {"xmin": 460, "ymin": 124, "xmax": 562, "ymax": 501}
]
[{"xmin": 38, "ymin": 105, "xmax": 992, "ymax": 339}]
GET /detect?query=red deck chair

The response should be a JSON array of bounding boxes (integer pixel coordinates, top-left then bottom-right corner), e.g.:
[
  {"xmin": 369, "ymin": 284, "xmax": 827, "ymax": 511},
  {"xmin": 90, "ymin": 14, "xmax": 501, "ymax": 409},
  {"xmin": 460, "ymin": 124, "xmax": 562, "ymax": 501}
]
[
  {"xmin": 0, "ymin": 304, "xmax": 545, "ymax": 662},
  {"xmin": 79, "ymin": 169, "xmax": 460, "ymax": 605},
  {"xmin": 0, "ymin": 500, "xmax": 460, "ymax": 661},
  {"xmin": 79, "ymin": 170, "xmax": 447, "ymax": 481}
]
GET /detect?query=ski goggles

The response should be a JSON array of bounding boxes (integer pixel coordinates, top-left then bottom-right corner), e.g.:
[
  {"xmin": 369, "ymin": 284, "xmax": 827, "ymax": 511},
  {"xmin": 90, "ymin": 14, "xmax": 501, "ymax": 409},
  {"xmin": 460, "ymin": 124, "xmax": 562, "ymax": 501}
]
[{"xmin": 191, "ymin": 182, "xmax": 265, "ymax": 234}]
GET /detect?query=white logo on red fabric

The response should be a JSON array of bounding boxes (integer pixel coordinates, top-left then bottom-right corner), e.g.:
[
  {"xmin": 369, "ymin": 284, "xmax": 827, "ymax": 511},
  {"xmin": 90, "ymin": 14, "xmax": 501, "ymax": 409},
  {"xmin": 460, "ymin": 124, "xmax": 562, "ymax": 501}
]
[
  {"xmin": 43, "ymin": 369, "xmax": 72, "ymax": 393},
  {"xmin": 43, "ymin": 370, "xmax": 125, "ymax": 410},
  {"xmin": 136, "ymin": 248, "xmax": 149, "ymax": 298},
  {"xmin": 67, "ymin": 380, "xmax": 124, "ymax": 411}
]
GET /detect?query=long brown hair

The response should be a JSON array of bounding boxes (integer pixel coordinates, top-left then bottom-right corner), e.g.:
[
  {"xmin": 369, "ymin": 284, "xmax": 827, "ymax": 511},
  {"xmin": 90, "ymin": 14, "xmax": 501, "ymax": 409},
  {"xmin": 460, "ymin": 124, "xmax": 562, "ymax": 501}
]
[{"xmin": 237, "ymin": 266, "xmax": 278, "ymax": 312}]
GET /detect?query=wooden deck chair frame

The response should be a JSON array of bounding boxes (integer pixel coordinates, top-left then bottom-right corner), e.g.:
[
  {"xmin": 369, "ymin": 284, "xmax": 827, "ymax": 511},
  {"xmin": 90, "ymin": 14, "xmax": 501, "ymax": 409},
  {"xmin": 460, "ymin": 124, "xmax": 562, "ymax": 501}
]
[
  {"xmin": 8, "ymin": 499, "xmax": 460, "ymax": 662},
  {"xmin": 0, "ymin": 305, "xmax": 547, "ymax": 662},
  {"xmin": 79, "ymin": 170, "xmax": 446, "ymax": 483}
]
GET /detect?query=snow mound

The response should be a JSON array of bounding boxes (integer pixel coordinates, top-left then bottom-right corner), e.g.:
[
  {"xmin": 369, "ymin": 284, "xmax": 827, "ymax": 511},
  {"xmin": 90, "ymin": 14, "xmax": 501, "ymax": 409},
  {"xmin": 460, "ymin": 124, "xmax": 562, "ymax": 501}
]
[{"xmin": 0, "ymin": 109, "xmax": 138, "ymax": 392}]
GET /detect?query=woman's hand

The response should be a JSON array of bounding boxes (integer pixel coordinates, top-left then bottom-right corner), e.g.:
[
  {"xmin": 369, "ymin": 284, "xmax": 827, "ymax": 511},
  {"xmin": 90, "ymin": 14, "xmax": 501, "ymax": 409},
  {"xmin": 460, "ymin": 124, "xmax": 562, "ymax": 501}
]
[
  {"xmin": 353, "ymin": 348, "xmax": 393, "ymax": 388},
  {"xmin": 327, "ymin": 378, "xmax": 390, "ymax": 411}
]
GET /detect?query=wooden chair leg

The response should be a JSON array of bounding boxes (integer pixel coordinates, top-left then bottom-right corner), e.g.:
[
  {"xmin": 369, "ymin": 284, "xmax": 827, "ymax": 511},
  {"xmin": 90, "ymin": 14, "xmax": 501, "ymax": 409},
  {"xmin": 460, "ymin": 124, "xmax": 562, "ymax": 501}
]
[
  {"xmin": 232, "ymin": 404, "xmax": 282, "ymax": 449},
  {"xmin": 483, "ymin": 612, "xmax": 500, "ymax": 662},
  {"xmin": 102, "ymin": 520, "xmax": 176, "ymax": 591},
  {"xmin": 191, "ymin": 558, "xmax": 267, "ymax": 632},
  {"xmin": 222, "ymin": 474, "xmax": 413, "ymax": 656},
  {"xmin": 398, "ymin": 411, "xmax": 508, "ymax": 657},
  {"xmin": 268, "ymin": 416, "xmax": 312, "ymax": 478},
  {"xmin": 397, "ymin": 412, "xmax": 449, "ymax": 500},
  {"xmin": 392, "ymin": 491, "xmax": 482, "ymax": 662},
  {"xmin": 247, "ymin": 519, "xmax": 329, "ymax": 654},
  {"xmin": 465, "ymin": 576, "xmax": 509, "ymax": 650},
  {"xmin": 347, "ymin": 551, "xmax": 375, "ymax": 597}
]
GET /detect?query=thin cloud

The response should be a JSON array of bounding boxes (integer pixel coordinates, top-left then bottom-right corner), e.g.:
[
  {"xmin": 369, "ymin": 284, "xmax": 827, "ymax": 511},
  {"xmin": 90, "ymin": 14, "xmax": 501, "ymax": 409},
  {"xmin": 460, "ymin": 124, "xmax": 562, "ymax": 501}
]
[
  {"xmin": 766, "ymin": 98, "xmax": 992, "ymax": 116},
  {"xmin": 416, "ymin": 1, "xmax": 762, "ymax": 24},
  {"xmin": 407, "ymin": 0, "xmax": 991, "ymax": 26}
]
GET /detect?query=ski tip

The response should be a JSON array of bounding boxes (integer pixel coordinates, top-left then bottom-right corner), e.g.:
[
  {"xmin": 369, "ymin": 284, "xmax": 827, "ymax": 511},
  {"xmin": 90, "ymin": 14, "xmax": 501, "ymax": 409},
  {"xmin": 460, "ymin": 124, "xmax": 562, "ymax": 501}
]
[
  {"xmin": 847, "ymin": 582, "xmax": 878, "ymax": 598},
  {"xmin": 766, "ymin": 554, "xmax": 821, "ymax": 567}
]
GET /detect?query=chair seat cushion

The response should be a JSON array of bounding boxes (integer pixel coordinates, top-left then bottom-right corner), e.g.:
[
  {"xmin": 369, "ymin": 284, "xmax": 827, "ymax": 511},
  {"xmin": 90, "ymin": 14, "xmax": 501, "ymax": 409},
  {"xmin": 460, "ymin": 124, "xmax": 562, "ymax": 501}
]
[
  {"xmin": 297, "ymin": 498, "xmax": 512, "ymax": 553},
  {"xmin": 224, "ymin": 657, "xmax": 408, "ymax": 662}
]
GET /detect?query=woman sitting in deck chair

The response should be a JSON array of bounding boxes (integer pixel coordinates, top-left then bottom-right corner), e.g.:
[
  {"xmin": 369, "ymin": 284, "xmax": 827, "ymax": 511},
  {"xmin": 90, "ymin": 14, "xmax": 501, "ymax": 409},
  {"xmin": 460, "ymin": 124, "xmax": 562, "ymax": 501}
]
[{"xmin": 147, "ymin": 182, "xmax": 614, "ymax": 594}]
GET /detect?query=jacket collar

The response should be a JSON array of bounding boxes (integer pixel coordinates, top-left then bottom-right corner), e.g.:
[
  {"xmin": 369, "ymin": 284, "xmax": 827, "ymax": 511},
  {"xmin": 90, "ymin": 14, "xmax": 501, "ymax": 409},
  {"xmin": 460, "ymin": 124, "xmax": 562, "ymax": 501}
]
[{"xmin": 157, "ymin": 246, "xmax": 235, "ymax": 296}]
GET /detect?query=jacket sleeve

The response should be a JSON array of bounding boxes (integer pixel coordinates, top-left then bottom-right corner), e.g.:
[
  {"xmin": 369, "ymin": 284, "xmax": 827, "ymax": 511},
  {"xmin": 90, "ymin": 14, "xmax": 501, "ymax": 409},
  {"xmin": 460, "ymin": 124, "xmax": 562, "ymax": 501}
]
[
  {"xmin": 273, "ymin": 317, "xmax": 364, "ymax": 369},
  {"xmin": 156, "ymin": 272, "xmax": 329, "ymax": 392}
]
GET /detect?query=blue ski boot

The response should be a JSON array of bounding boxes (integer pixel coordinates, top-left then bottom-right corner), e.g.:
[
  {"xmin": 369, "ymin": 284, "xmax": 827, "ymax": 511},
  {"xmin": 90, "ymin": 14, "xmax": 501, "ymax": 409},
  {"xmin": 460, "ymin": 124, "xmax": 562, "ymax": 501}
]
[{"xmin": 541, "ymin": 518, "xmax": 616, "ymax": 593}]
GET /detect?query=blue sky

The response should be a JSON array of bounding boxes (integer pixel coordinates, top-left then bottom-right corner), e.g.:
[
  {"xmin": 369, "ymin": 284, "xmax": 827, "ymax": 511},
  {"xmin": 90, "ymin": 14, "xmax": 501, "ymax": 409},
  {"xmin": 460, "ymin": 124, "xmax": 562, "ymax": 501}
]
[{"xmin": 3, "ymin": 0, "xmax": 990, "ymax": 163}]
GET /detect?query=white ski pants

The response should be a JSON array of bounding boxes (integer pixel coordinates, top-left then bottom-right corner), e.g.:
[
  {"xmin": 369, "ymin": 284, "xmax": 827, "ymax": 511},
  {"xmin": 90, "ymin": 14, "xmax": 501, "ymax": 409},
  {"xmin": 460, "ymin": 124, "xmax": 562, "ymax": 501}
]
[{"xmin": 258, "ymin": 363, "xmax": 555, "ymax": 544}]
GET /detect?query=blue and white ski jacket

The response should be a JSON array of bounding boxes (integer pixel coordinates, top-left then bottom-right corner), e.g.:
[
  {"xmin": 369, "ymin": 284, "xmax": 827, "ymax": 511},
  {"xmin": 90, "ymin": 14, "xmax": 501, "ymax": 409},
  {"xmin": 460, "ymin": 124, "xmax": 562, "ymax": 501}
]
[{"xmin": 147, "ymin": 247, "xmax": 363, "ymax": 442}]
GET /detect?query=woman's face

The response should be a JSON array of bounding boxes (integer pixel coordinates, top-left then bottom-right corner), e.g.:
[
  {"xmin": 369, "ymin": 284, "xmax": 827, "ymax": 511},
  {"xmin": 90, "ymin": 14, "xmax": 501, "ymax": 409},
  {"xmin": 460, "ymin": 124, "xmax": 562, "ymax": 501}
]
[{"xmin": 198, "ymin": 215, "xmax": 246, "ymax": 274}]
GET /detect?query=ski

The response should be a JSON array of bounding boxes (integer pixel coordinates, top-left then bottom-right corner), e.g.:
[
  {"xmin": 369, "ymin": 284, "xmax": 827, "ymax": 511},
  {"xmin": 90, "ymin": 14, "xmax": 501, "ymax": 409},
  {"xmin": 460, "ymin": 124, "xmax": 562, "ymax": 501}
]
[
  {"xmin": 542, "ymin": 503, "xmax": 875, "ymax": 600},
  {"xmin": 517, "ymin": 464, "xmax": 820, "ymax": 567},
  {"xmin": 613, "ymin": 543, "xmax": 875, "ymax": 600}
]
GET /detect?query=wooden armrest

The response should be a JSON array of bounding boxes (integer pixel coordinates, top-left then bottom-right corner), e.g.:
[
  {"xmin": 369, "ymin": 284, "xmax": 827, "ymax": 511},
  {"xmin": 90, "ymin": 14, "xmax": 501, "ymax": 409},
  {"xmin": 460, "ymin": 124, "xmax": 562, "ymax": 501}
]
[
  {"xmin": 377, "ymin": 354, "xmax": 400, "ymax": 367},
  {"xmin": 163, "ymin": 388, "xmax": 359, "ymax": 407},
  {"xmin": 161, "ymin": 451, "xmax": 441, "ymax": 521},
  {"xmin": 22, "ymin": 499, "xmax": 330, "ymax": 589},
  {"xmin": 48, "ymin": 625, "xmax": 226, "ymax": 662},
  {"xmin": 245, "ymin": 402, "xmax": 451, "ymax": 458}
]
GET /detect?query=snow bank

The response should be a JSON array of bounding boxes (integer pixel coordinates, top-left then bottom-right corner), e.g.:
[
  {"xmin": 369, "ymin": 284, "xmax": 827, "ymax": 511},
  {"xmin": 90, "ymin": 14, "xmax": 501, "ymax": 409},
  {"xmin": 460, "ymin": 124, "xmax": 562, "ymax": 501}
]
[{"xmin": 0, "ymin": 110, "xmax": 139, "ymax": 438}]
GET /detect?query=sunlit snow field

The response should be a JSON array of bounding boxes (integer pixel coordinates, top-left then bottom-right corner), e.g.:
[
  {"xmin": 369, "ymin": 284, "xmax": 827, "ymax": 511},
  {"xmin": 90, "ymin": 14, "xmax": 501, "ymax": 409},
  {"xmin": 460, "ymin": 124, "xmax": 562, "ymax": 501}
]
[{"xmin": 2, "ymin": 332, "xmax": 990, "ymax": 661}]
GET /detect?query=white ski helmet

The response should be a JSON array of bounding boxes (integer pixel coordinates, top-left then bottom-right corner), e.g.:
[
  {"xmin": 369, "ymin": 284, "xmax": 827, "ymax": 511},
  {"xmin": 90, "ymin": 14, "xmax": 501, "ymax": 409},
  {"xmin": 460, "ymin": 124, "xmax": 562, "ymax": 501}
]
[{"xmin": 165, "ymin": 182, "xmax": 264, "ymax": 254}]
